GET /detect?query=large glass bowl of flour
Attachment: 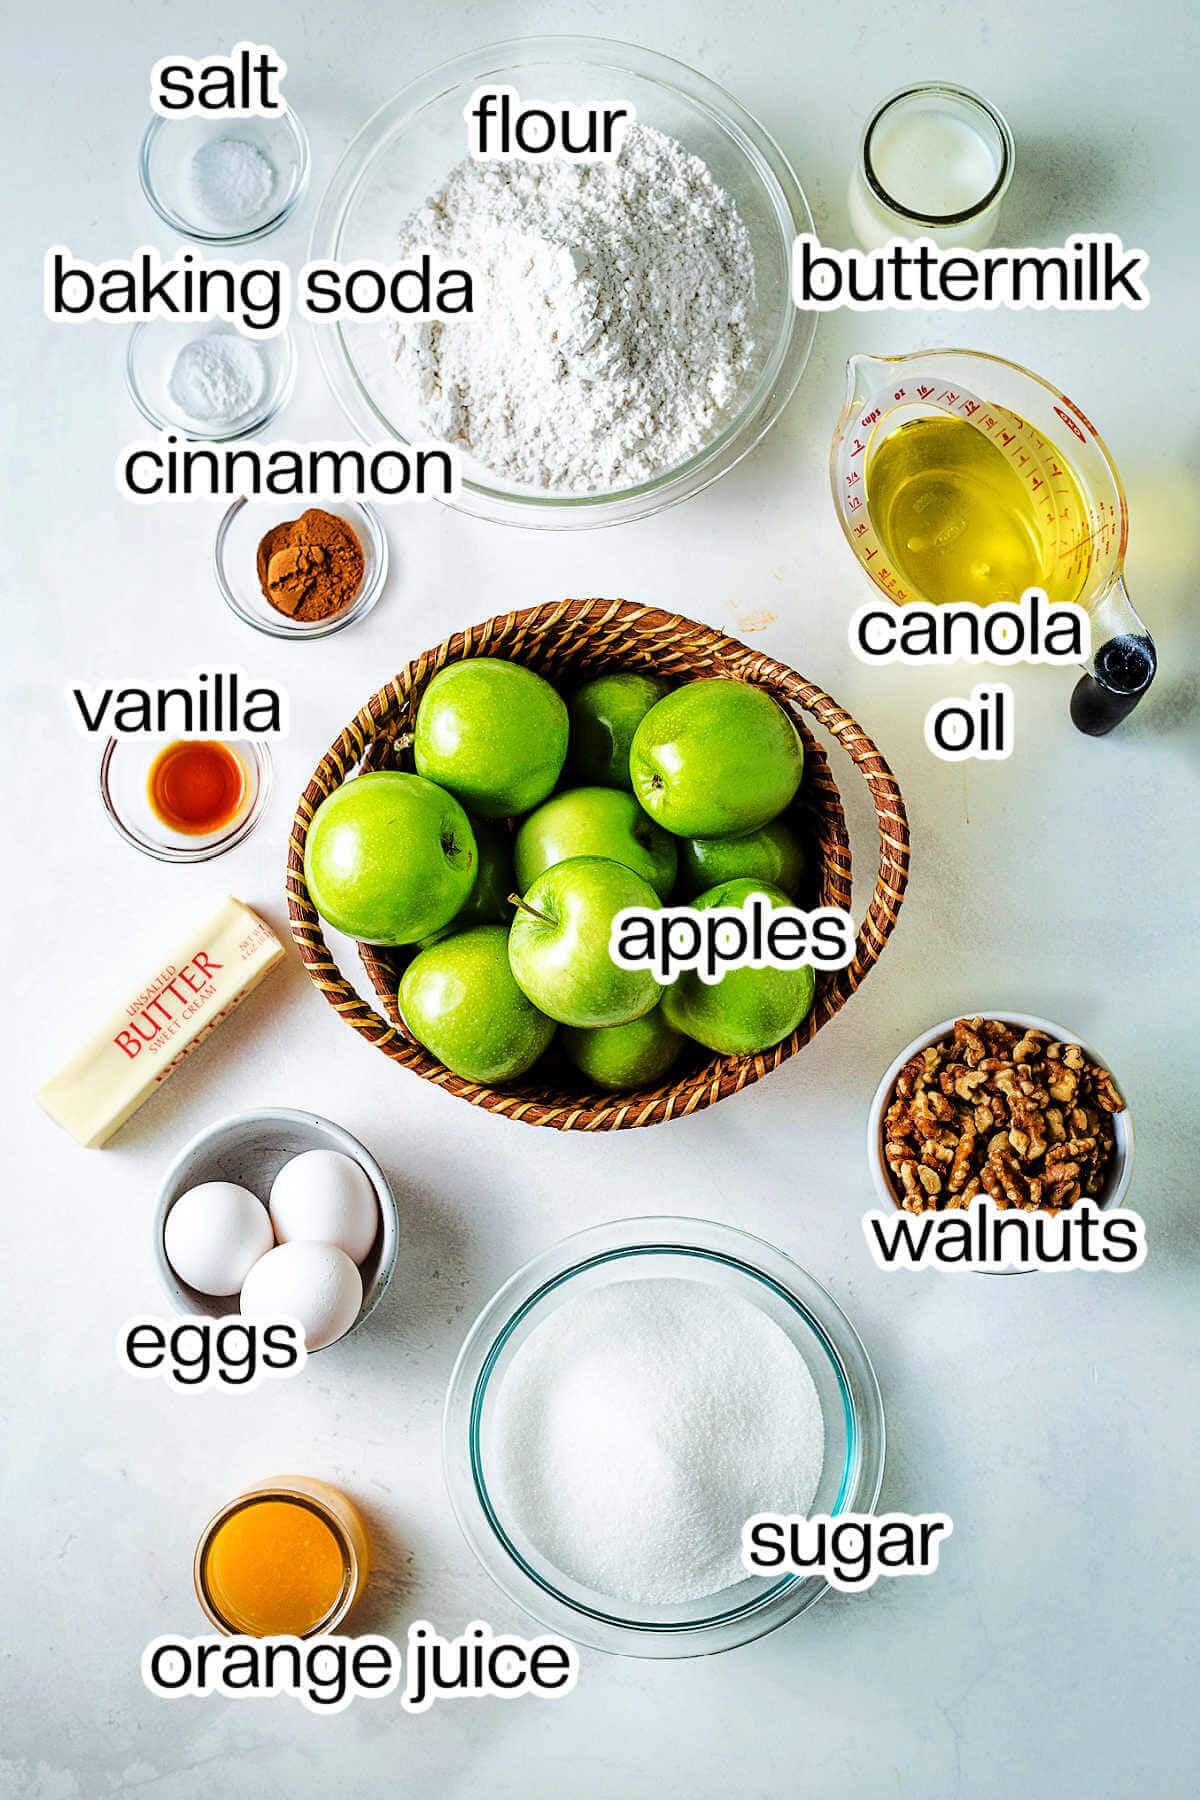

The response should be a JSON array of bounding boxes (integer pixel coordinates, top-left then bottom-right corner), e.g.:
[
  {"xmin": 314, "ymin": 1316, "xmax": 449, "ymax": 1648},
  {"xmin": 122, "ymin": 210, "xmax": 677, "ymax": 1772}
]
[
  {"xmin": 444, "ymin": 1218, "xmax": 884, "ymax": 1657},
  {"xmin": 310, "ymin": 38, "xmax": 815, "ymax": 530}
]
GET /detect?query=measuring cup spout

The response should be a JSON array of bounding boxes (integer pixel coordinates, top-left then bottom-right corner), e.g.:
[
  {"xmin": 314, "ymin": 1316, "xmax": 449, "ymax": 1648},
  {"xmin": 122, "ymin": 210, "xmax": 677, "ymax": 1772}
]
[
  {"xmin": 1070, "ymin": 576, "xmax": 1157, "ymax": 736},
  {"xmin": 842, "ymin": 353, "xmax": 891, "ymax": 419}
]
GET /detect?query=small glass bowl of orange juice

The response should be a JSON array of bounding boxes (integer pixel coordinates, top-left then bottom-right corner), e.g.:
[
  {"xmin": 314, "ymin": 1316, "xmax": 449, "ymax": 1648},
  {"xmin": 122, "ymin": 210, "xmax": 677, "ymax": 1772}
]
[
  {"xmin": 99, "ymin": 736, "xmax": 272, "ymax": 862},
  {"xmin": 194, "ymin": 1476, "xmax": 370, "ymax": 1638}
]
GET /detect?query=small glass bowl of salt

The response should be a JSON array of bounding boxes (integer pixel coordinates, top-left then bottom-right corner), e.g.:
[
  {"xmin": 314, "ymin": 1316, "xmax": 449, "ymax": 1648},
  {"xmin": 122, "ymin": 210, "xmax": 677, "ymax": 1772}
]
[
  {"xmin": 139, "ymin": 109, "xmax": 310, "ymax": 244},
  {"xmin": 125, "ymin": 321, "xmax": 295, "ymax": 441}
]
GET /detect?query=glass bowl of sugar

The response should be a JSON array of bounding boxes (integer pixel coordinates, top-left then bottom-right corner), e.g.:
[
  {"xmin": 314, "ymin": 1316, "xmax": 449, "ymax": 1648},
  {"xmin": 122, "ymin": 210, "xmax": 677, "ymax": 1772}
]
[
  {"xmin": 444, "ymin": 1217, "xmax": 885, "ymax": 1657},
  {"xmin": 139, "ymin": 109, "xmax": 310, "ymax": 245}
]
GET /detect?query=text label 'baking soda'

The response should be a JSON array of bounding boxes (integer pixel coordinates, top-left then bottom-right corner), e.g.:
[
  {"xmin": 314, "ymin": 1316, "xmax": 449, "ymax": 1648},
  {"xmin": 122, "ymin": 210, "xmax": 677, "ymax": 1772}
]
[
  {"xmin": 45, "ymin": 248, "xmax": 474, "ymax": 336},
  {"xmin": 611, "ymin": 896, "xmax": 856, "ymax": 985},
  {"xmin": 142, "ymin": 1620, "xmax": 578, "ymax": 1715},
  {"xmin": 864, "ymin": 1198, "xmax": 1146, "ymax": 1272},
  {"xmin": 743, "ymin": 1513, "xmax": 952, "ymax": 1591}
]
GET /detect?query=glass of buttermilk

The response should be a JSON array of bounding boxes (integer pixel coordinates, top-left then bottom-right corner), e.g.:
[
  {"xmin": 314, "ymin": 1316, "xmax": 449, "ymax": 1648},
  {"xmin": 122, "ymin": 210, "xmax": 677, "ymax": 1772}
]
[{"xmin": 849, "ymin": 82, "xmax": 1015, "ymax": 250}]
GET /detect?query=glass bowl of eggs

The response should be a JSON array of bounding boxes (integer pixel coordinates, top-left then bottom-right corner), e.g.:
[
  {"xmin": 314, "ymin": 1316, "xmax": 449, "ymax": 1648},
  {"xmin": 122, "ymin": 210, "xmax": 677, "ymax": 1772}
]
[{"xmin": 155, "ymin": 1108, "xmax": 399, "ymax": 1352}]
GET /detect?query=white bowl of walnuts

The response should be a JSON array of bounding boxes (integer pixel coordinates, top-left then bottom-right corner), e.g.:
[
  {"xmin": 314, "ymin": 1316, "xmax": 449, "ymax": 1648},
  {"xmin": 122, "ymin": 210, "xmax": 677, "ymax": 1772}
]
[{"xmin": 867, "ymin": 1012, "xmax": 1134, "ymax": 1217}]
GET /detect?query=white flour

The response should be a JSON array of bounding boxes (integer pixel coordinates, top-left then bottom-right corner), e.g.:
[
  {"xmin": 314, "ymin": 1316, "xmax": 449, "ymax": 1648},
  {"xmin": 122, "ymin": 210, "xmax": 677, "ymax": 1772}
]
[
  {"xmin": 490, "ymin": 1276, "xmax": 824, "ymax": 1607},
  {"xmin": 388, "ymin": 125, "xmax": 757, "ymax": 492}
]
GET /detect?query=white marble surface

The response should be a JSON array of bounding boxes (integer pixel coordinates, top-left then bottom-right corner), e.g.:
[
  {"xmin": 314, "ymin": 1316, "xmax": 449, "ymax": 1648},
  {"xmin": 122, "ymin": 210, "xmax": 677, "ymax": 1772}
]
[{"xmin": 6, "ymin": 0, "xmax": 1199, "ymax": 1795}]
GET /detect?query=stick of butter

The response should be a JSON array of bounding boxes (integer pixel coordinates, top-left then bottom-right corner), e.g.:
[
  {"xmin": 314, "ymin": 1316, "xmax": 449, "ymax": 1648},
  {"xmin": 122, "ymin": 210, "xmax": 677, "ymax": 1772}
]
[{"xmin": 37, "ymin": 896, "xmax": 286, "ymax": 1148}]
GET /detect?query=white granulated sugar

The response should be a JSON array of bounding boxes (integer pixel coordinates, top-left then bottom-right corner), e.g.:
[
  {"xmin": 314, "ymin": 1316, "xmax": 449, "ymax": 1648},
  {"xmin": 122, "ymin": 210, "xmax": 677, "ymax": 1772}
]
[
  {"xmin": 190, "ymin": 136, "xmax": 277, "ymax": 227},
  {"xmin": 490, "ymin": 1276, "xmax": 824, "ymax": 1607},
  {"xmin": 388, "ymin": 125, "xmax": 757, "ymax": 492},
  {"xmin": 167, "ymin": 334, "xmax": 266, "ymax": 425}
]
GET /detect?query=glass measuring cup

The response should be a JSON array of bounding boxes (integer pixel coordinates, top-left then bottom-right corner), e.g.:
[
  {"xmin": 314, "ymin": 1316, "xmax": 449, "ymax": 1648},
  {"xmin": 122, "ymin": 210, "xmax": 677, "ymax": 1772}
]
[{"xmin": 830, "ymin": 350, "xmax": 1157, "ymax": 732}]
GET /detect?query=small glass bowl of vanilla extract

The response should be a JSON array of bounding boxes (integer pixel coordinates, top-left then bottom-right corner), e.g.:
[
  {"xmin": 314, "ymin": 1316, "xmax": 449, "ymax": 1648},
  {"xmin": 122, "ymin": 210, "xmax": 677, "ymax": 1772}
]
[{"xmin": 99, "ymin": 736, "xmax": 272, "ymax": 862}]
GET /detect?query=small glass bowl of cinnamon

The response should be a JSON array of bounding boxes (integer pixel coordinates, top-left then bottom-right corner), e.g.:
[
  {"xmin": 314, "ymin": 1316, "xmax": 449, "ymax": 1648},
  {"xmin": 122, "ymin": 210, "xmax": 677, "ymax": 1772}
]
[{"xmin": 215, "ymin": 498, "xmax": 387, "ymax": 639}]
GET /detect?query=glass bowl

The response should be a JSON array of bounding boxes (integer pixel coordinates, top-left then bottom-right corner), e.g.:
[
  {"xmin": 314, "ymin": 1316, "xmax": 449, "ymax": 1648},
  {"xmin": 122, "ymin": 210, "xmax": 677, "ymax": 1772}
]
[
  {"xmin": 155, "ymin": 1108, "xmax": 400, "ymax": 1349},
  {"xmin": 99, "ymin": 736, "xmax": 272, "ymax": 862},
  {"xmin": 309, "ymin": 36, "xmax": 816, "ymax": 530},
  {"xmin": 126, "ymin": 322, "xmax": 295, "ymax": 442},
  {"xmin": 215, "ymin": 497, "xmax": 387, "ymax": 639},
  {"xmin": 444, "ymin": 1217, "xmax": 884, "ymax": 1657},
  {"xmin": 140, "ymin": 108, "xmax": 310, "ymax": 244}
]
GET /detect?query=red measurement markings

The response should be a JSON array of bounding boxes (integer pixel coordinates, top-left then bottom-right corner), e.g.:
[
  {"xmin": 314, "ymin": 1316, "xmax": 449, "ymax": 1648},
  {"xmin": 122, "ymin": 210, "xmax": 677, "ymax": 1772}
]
[
  {"xmin": 1058, "ymin": 397, "xmax": 1098, "ymax": 436},
  {"xmin": 1053, "ymin": 405, "xmax": 1087, "ymax": 444},
  {"xmin": 1054, "ymin": 520, "xmax": 1109, "ymax": 565}
]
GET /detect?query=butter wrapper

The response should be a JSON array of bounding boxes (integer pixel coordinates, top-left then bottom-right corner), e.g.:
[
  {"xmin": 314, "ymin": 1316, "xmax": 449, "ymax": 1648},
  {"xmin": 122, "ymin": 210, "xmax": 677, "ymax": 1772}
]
[{"xmin": 37, "ymin": 896, "xmax": 285, "ymax": 1148}]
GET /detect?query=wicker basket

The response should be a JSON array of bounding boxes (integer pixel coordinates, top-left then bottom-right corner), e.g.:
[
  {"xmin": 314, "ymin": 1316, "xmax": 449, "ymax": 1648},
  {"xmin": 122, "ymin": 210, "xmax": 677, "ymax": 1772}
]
[{"xmin": 287, "ymin": 600, "xmax": 910, "ymax": 1130}]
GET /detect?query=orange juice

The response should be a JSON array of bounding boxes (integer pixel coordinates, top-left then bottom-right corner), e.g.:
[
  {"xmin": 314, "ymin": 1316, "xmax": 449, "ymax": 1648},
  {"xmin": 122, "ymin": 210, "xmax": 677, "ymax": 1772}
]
[{"xmin": 194, "ymin": 1478, "xmax": 369, "ymax": 1638}]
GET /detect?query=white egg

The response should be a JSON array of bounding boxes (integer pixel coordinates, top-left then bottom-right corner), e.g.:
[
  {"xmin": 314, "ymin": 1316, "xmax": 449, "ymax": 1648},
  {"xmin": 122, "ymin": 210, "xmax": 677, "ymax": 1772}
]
[
  {"xmin": 268, "ymin": 1149, "xmax": 380, "ymax": 1265},
  {"xmin": 164, "ymin": 1181, "xmax": 274, "ymax": 1297},
  {"xmin": 239, "ymin": 1241, "xmax": 363, "ymax": 1350}
]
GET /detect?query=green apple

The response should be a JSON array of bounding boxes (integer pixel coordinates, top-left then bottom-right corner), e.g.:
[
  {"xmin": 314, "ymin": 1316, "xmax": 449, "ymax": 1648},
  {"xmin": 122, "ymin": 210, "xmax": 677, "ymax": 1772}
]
[
  {"xmin": 304, "ymin": 771, "xmax": 476, "ymax": 946},
  {"xmin": 418, "ymin": 818, "xmax": 514, "ymax": 948},
  {"xmin": 399, "ymin": 926, "xmax": 555, "ymax": 1083},
  {"xmin": 568, "ymin": 672, "xmax": 672, "ymax": 789},
  {"xmin": 681, "ymin": 817, "xmax": 806, "ymax": 899},
  {"xmin": 629, "ymin": 679, "xmax": 804, "ymax": 838},
  {"xmin": 508, "ymin": 857, "xmax": 663, "ymax": 1028},
  {"xmin": 661, "ymin": 879, "xmax": 816, "ymax": 1056},
  {"xmin": 515, "ymin": 787, "xmax": 677, "ymax": 899},
  {"xmin": 562, "ymin": 1006, "xmax": 685, "ymax": 1092},
  {"xmin": 413, "ymin": 659, "xmax": 568, "ymax": 819}
]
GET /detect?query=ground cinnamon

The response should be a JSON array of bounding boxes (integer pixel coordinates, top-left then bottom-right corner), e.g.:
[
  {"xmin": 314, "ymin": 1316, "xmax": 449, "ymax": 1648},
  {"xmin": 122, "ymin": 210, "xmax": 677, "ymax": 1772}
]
[{"xmin": 255, "ymin": 509, "xmax": 365, "ymax": 622}]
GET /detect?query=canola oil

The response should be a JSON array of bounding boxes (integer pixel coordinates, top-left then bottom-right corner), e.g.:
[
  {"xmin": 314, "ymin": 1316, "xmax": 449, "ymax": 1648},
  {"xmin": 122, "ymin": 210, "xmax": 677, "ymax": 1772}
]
[{"xmin": 865, "ymin": 412, "xmax": 1090, "ymax": 606}]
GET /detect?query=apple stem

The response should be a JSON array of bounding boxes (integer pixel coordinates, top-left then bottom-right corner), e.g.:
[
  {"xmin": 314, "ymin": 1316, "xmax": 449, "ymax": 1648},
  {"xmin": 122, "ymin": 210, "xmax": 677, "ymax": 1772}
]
[{"xmin": 509, "ymin": 892, "xmax": 553, "ymax": 925}]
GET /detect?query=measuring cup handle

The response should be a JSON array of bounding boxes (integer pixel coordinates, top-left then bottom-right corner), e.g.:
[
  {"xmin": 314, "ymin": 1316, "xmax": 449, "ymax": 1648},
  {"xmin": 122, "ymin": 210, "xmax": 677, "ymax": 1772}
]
[{"xmin": 1069, "ymin": 578, "xmax": 1157, "ymax": 736}]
